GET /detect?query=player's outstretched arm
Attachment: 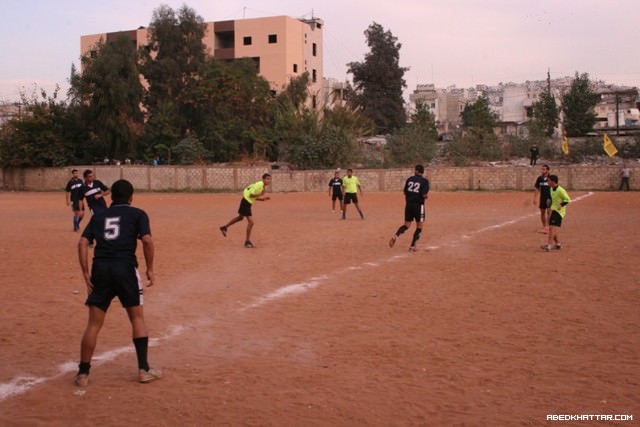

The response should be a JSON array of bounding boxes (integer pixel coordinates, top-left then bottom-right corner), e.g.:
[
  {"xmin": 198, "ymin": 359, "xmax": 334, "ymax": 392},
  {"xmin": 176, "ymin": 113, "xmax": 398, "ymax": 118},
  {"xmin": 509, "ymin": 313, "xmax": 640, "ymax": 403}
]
[{"xmin": 142, "ymin": 234, "xmax": 155, "ymax": 287}]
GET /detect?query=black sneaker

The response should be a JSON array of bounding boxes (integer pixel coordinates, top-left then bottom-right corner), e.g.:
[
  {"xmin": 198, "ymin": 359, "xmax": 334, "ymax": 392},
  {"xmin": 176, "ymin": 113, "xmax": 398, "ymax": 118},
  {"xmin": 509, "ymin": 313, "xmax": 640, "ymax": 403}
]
[
  {"xmin": 244, "ymin": 240, "xmax": 255, "ymax": 248},
  {"xmin": 219, "ymin": 226, "xmax": 227, "ymax": 237}
]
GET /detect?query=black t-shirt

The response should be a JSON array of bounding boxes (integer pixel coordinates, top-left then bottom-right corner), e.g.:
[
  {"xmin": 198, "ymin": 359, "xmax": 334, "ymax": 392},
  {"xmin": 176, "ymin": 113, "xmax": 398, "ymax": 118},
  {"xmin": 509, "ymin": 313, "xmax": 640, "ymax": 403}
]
[
  {"xmin": 404, "ymin": 175, "xmax": 429, "ymax": 205},
  {"xmin": 329, "ymin": 177, "xmax": 343, "ymax": 195},
  {"xmin": 534, "ymin": 175, "xmax": 551, "ymax": 200},
  {"xmin": 82, "ymin": 180, "xmax": 109, "ymax": 211},
  {"xmin": 65, "ymin": 178, "xmax": 84, "ymax": 202},
  {"xmin": 82, "ymin": 203, "xmax": 151, "ymax": 266}
]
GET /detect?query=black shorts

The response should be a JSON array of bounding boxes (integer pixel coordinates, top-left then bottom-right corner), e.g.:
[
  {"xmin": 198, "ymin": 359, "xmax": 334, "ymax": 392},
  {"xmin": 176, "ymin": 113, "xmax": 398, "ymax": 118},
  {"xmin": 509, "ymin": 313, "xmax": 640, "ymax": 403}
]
[
  {"xmin": 405, "ymin": 203, "xmax": 425, "ymax": 223},
  {"xmin": 549, "ymin": 210, "xmax": 563, "ymax": 227},
  {"xmin": 331, "ymin": 192, "xmax": 343, "ymax": 201},
  {"xmin": 539, "ymin": 197, "xmax": 551, "ymax": 210},
  {"xmin": 344, "ymin": 193, "xmax": 358, "ymax": 205},
  {"xmin": 71, "ymin": 200, "xmax": 84, "ymax": 211},
  {"xmin": 86, "ymin": 261, "xmax": 143, "ymax": 311},
  {"xmin": 238, "ymin": 198, "xmax": 253, "ymax": 217}
]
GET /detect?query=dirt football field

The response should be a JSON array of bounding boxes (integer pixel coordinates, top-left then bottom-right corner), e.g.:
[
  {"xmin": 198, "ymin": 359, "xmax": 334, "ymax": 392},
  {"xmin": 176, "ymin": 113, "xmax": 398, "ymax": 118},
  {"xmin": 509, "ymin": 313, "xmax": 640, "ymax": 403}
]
[{"xmin": 0, "ymin": 189, "xmax": 638, "ymax": 426}]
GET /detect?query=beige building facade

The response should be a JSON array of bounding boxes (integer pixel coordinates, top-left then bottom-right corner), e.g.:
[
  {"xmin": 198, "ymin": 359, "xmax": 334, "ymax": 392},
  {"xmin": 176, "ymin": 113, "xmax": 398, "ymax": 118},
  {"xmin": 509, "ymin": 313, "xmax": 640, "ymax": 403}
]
[{"xmin": 81, "ymin": 15, "xmax": 324, "ymax": 107}]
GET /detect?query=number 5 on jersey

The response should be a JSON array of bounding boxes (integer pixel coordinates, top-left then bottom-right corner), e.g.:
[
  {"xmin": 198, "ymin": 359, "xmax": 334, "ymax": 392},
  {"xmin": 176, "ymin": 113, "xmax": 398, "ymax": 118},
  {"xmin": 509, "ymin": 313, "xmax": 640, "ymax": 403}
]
[{"xmin": 104, "ymin": 217, "xmax": 121, "ymax": 240}]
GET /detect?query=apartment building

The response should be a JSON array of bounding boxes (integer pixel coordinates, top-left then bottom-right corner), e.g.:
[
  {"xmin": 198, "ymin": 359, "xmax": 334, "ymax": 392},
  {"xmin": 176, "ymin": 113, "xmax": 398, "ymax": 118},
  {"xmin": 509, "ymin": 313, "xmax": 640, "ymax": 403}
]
[
  {"xmin": 408, "ymin": 78, "xmax": 640, "ymax": 137},
  {"xmin": 81, "ymin": 15, "xmax": 324, "ymax": 107}
]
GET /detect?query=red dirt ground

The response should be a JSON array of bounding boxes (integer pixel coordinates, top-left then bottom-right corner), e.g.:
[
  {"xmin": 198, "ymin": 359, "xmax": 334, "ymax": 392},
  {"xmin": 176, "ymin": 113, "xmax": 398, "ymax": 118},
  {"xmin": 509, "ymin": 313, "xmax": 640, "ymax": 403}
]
[{"xmin": 0, "ymin": 190, "xmax": 638, "ymax": 426}]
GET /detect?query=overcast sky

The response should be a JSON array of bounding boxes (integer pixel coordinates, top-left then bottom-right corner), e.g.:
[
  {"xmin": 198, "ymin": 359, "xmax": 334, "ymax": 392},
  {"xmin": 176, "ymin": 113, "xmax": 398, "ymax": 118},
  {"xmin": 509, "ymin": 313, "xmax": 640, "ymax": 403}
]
[{"xmin": 1, "ymin": 0, "xmax": 638, "ymax": 102}]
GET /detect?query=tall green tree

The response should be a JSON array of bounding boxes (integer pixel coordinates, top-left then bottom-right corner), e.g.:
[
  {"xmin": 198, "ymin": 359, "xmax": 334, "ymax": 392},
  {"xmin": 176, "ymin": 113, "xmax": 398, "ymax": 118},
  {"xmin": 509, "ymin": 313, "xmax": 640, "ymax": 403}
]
[
  {"xmin": 530, "ymin": 73, "xmax": 559, "ymax": 137},
  {"xmin": 0, "ymin": 88, "xmax": 73, "ymax": 167},
  {"xmin": 186, "ymin": 58, "xmax": 275, "ymax": 162},
  {"xmin": 561, "ymin": 72, "xmax": 599, "ymax": 137},
  {"xmin": 73, "ymin": 36, "xmax": 144, "ymax": 160},
  {"xmin": 274, "ymin": 74, "xmax": 371, "ymax": 168},
  {"xmin": 347, "ymin": 22, "xmax": 407, "ymax": 134},
  {"xmin": 386, "ymin": 102, "xmax": 438, "ymax": 166},
  {"xmin": 449, "ymin": 96, "xmax": 501, "ymax": 161},
  {"xmin": 140, "ymin": 4, "xmax": 208, "ymax": 154},
  {"xmin": 461, "ymin": 96, "xmax": 496, "ymax": 131}
]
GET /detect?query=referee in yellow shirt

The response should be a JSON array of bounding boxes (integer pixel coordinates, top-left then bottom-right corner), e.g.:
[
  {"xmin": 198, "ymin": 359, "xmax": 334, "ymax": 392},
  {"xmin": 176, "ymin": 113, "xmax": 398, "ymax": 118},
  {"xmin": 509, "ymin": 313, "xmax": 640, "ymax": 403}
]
[{"xmin": 342, "ymin": 168, "xmax": 364, "ymax": 220}]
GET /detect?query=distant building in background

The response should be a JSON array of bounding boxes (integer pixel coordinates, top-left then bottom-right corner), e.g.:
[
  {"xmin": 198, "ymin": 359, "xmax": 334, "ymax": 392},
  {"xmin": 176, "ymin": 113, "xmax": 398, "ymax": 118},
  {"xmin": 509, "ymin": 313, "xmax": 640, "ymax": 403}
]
[
  {"xmin": 408, "ymin": 78, "xmax": 640, "ymax": 137},
  {"xmin": 81, "ymin": 15, "xmax": 324, "ymax": 107},
  {"xmin": 0, "ymin": 103, "xmax": 23, "ymax": 127},
  {"xmin": 594, "ymin": 87, "xmax": 639, "ymax": 130},
  {"xmin": 322, "ymin": 77, "xmax": 349, "ymax": 109}
]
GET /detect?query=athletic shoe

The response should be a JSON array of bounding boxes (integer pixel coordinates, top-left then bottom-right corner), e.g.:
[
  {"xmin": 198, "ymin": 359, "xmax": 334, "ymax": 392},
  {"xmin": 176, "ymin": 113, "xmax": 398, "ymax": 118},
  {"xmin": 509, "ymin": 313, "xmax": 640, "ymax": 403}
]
[
  {"xmin": 244, "ymin": 240, "xmax": 255, "ymax": 248},
  {"xmin": 388, "ymin": 235, "xmax": 397, "ymax": 248},
  {"xmin": 138, "ymin": 367, "xmax": 162, "ymax": 383},
  {"xmin": 554, "ymin": 244, "xmax": 562, "ymax": 250},
  {"xmin": 219, "ymin": 226, "xmax": 227, "ymax": 237},
  {"xmin": 408, "ymin": 246, "xmax": 417, "ymax": 252},
  {"xmin": 541, "ymin": 245, "xmax": 551, "ymax": 252},
  {"xmin": 74, "ymin": 374, "xmax": 89, "ymax": 387}
]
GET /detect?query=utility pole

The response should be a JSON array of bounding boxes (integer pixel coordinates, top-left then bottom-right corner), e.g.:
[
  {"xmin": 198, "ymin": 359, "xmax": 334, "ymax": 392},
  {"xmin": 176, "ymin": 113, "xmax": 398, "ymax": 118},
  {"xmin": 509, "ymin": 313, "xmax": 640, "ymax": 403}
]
[{"xmin": 615, "ymin": 92, "xmax": 620, "ymax": 135}]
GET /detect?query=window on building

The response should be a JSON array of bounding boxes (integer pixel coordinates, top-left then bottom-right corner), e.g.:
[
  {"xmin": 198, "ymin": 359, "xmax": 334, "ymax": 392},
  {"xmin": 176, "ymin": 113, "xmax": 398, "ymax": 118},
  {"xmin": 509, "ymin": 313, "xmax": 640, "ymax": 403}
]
[
  {"xmin": 243, "ymin": 36, "xmax": 252, "ymax": 45},
  {"xmin": 312, "ymin": 43, "xmax": 317, "ymax": 56},
  {"xmin": 293, "ymin": 64, "xmax": 298, "ymax": 73},
  {"xmin": 90, "ymin": 50, "xmax": 97, "ymax": 59},
  {"xmin": 312, "ymin": 95, "xmax": 317, "ymax": 109},
  {"xmin": 268, "ymin": 34, "xmax": 277, "ymax": 44},
  {"xmin": 312, "ymin": 69, "xmax": 317, "ymax": 83}
]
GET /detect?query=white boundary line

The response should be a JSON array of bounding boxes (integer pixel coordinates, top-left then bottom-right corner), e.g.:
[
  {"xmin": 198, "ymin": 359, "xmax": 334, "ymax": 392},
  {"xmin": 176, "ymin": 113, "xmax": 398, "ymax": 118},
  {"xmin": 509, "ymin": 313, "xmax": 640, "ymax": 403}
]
[{"xmin": 0, "ymin": 192, "xmax": 594, "ymax": 401}]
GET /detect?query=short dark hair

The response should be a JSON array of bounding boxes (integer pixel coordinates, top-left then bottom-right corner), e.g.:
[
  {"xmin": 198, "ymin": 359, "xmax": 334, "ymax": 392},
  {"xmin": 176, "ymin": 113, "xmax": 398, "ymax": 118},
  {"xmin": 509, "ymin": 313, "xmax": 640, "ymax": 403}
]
[
  {"xmin": 415, "ymin": 164, "xmax": 425, "ymax": 174},
  {"xmin": 83, "ymin": 169, "xmax": 93, "ymax": 178},
  {"xmin": 262, "ymin": 173, "xmax": 271, "ymax": 180},
  {"xmin": 111, "ymin": 179, "xmax": 134, "ymax": 203},
  {"xmin": 548, "ymin": 174, "xmax": 559, "ymax": 183},
  {"xmin": 71, "ymin": 169, "xmax": 78, "ymax": 173}
]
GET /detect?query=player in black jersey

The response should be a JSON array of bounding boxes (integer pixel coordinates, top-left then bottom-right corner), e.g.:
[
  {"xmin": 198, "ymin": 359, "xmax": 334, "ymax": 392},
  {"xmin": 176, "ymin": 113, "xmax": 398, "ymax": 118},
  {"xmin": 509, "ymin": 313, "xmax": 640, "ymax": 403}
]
[
  {"xmin": 533, "ymin": 164, "xmax": 551, "ymax": 234},
  {"xmin": 389, "ymin": 164, "xmax": 430, "ymax": 252},
  {"xmin": 75, "ymin": 179, "xmax": 160, "ymax": 387},
  {"xmin": 328, "ymin": 170, "xmax": 344, "ymax": 213},
  {"xmin": 65, "ymin": 169, "xmax": 85, "ymax": 231},
  {"xmin": 82, "ymin": 169, "xmax": 110, "ymax": 215}
]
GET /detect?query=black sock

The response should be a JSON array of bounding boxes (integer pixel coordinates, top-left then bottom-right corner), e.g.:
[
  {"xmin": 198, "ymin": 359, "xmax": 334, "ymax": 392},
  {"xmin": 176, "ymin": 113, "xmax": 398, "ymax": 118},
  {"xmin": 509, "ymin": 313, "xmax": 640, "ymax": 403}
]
[
  {"xmin": 396, "ymin": 225, "xmax": 408, "ymax": 236},
  {"xmin": 78, "ymin": 361, "xmax": 91, "ymax": 375},
  {"xmin": 411, "ymin": 228, "xmax": 422, "ymax": 246},
  {"xmin": 133, "ymin": 337, "xmax": 150, "ymax": 371}
]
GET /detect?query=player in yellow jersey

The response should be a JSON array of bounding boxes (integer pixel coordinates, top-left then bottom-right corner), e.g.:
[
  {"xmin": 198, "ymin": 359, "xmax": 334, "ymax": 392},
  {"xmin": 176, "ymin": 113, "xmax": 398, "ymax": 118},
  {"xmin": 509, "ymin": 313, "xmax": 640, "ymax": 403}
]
[
  {"xmin": 541, "ymin": 174, "xmax": 570, "ymax": 252},
  {"xmin": 220, "ymin": 173, "xmax": 272, "ymax": 248},
  {"xmin": 341, "ymin": 168, "xmax": 364, "ymax": 220}
]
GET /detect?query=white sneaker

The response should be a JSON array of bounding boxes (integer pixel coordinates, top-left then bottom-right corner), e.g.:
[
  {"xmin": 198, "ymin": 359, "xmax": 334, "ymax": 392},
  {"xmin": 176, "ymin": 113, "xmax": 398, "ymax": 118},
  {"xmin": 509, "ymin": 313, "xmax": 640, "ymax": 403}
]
[{"xmin": 138, "ymin": 367, "xmax": 162, "ymax": 383}]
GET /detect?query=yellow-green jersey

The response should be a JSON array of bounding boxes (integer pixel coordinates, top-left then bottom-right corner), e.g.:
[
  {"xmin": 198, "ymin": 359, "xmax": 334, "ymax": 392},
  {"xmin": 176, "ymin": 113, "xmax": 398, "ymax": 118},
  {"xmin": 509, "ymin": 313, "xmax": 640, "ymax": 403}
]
[
  {"xmin": 243, "ymin": 180, "xmax": 265, "ymax": 204},
  {"xmin": 342, "ymin": 175, "xmax": 360, "ymax": 194},
  {"xmin": 550, "ymin": 185, "xmax": 570, "ymax": 217}
]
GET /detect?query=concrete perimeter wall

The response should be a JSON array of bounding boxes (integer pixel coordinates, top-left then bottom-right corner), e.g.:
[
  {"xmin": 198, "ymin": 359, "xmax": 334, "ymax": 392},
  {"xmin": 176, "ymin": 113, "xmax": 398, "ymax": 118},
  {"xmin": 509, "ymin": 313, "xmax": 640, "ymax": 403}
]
[{"xmin": 1, "ymin": 164, "xmax": 636, "ymax": 192}]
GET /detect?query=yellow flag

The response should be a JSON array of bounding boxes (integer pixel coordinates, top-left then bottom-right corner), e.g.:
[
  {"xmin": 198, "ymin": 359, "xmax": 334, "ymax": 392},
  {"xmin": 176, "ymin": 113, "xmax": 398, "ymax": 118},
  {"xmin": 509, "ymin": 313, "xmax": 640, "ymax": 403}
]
[
  {"xmin": 603, "ymin": 133, "xmax": 618, "ymax": 157},
  {"xmin": 561, "ymin": 136, "xmax": 569, "ymax": 155}
]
